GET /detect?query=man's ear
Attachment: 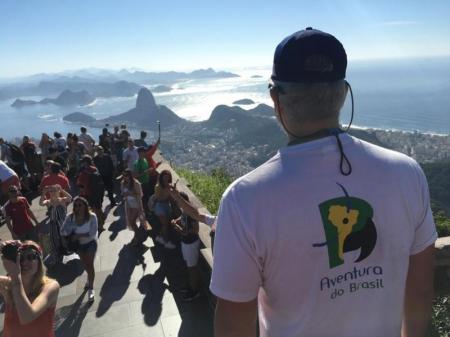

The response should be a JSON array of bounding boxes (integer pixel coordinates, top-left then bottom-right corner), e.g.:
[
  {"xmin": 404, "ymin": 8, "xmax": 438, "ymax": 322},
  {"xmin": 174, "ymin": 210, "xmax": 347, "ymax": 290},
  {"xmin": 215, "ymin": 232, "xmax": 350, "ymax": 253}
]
[{"xmin": 270, "ymin": 89, "xmax": 283, "ymax": 121}]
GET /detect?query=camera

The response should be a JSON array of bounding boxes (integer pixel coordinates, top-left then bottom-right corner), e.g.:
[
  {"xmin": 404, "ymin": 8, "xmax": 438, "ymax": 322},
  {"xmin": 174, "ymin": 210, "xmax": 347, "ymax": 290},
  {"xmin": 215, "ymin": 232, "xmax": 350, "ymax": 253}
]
[{"xmin": 1, "ymin": 242, "xmax": 21, "ymax": 261}]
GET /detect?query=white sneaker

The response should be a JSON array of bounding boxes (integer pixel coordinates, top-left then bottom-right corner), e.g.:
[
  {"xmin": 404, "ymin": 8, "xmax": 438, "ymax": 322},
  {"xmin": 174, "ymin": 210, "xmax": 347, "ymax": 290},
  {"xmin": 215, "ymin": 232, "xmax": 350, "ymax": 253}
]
[
  {"xmin": 155, "ymin": 235, "xmax": 166, "ymax": 245},
  {"xmin": 87, "ymin": 289, "xmax": 95, "ymax": 302},
  {"xmin": 164, "ymin": 241, "xmax": 176, "ymax": 249}
]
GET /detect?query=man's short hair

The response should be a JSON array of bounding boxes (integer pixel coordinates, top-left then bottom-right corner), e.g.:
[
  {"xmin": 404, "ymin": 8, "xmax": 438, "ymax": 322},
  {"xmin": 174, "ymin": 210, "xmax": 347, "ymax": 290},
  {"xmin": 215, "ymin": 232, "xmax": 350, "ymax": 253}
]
[
  {"xmin": 137, "ymin": 146, "xmax": 146, "ymax": 153},
  {"xmin": 140, "ymin": 131, "xmax": 147, "ymax": 139},
  {"xmin": 80, "ymin": 127, "xmax": 87, "ymax": 133},
  {"xmin": 50, "ymin": 162, "xmax": 61, "ymax": 174},
  {"xmin": 274, "ymin": 80, "xmax": 347, "ymax": 122}
]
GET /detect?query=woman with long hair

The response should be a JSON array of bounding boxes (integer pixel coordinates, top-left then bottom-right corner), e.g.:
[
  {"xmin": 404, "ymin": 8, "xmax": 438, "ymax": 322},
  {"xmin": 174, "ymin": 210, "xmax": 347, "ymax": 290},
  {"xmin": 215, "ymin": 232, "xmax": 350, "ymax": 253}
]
[
  {"xmin": 0, "ymin": 240, "xmax": 59, "ymax": 337},
  {"xmin": 39, "ymin": 184, "xmax": 72, "ymax": 267},
  {"xmin": 120, "ymin": 169, "xmax": 144, "ymax": 245},
  {"xmin": 60, "ymin": 196, "xmax": 97, "ymax": 302},
  {"xmin": 152, "ymin": 169, "xmax": 177, "ymax": 249}
]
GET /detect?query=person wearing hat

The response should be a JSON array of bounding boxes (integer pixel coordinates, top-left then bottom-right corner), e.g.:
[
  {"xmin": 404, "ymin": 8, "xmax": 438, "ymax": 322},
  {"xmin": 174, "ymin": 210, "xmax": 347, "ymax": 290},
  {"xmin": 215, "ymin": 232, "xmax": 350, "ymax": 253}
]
[
  {"xmin": 211, "ymin": 28, "xmax": 436, "ymax": 337},
  {"xmin": 2, "ymin": 185, "xmax": 39, "ymax": 241}
]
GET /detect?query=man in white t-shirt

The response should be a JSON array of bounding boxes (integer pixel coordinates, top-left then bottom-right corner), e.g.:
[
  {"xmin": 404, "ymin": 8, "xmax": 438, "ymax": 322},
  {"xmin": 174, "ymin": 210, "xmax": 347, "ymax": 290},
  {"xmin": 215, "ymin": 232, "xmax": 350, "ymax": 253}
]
[
  {"xmin": 122, "ymin": 138, "xmax": 139, "ymax": 171},
  {"xmin": 210, "ymin": 28, "xmax": 437, "ymax": 337},
  {"xmin": 79, "ymin": 126, "xmax": 95, "ymax": 155}
]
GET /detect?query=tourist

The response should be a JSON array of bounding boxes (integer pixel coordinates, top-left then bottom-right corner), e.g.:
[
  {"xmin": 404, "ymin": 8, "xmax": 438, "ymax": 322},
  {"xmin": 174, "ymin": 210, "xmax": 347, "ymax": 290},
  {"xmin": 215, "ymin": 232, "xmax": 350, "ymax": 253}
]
[
  {"xmin": 0, "ymin": 240, "xmax": 60, "ymax": 337},
  {"xmin": 145, "ymin": 137, "xmax": 161, "ymax": 200},
  {"xmin": 152, "ymin": 170, "xmax": 176, "ymax": 249},
  {"xmin": 98, "ymin": 128, "xmax": 112, "ymax": 154},
  {"xmin": 2, "ymin": 185, "xmax": 39, "ymax": 242},
  {"xmin": 46, "ymin": 148, "xmax": 67, "ymax": 174},
  {"xmin": 93, "ymin": 146, "xmax": 116, "ymax": 206},
  {"xmin": 60, "ymin": 196, "xmax": 98, "ymax": 302},
  {"xmin": 133, "ymin": 130, "xmax": 148, "ymax": 148},
  {"xmin": 122, "ymin": 138, "xmax": 139, "ymax": 171},
  {"xmin": 120, "ymin": 169, "xmax": 144, "ymax": 245},
  {"xmin": 171, "ymin": 192, "xmax": 201, "ymax": 301},
  {"xmin": 67, "ymin": 134, "xmax": 86, "ymax": 179},
  {"xmin": 78, "ymin": 127, "xmax": 95, "ymax": 156},
  {"xmin": 52, "ymin": 132, "xmax": 66, "ymax": 153},
  {"xmin": 38, "ymin": 133, "xmax": 54, "ymax": 167},
  {"xmin": 76, "ymin": 155, "xmax": 105, "ymax": 231},
  {"xmin": 39, "ymin": 184, "xmax": 72, "ymax": 267},
  {"xmin": 40, "ymin": 162, "xmax": 70, "ymax": 195},
  {"xmin": 134, "ymin": 147, "xmax": 152, "ymax": 212},
  {"xmin": 211, "ymin": 28, "xmax": 437, "ymax": 337}
]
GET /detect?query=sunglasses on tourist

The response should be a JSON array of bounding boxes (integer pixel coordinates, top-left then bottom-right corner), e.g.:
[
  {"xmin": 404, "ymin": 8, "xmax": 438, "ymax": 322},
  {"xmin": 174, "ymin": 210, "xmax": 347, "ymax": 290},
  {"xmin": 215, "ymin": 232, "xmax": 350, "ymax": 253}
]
[{"xmin": 20, "ymin": 252, "xmax": 39, "ymax": 262}]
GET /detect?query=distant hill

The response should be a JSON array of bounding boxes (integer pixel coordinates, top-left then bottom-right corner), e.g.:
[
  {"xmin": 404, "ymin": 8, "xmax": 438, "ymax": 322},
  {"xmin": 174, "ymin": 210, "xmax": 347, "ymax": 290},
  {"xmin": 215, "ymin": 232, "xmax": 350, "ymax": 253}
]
[
  {"xmin": 101, "ymin": 88, "xmax": 185, "ymax": 128},
  {"xmin": 152, "ymin": 85, "xmax": 172, "ymax": 93},
  {"xmin": 63, "ymin": 111, "xmax": 96, "ymax": 123},
  {"xmin": 11, "ymin": 90, "xmax": 95, "ymax": 107},
  {"xmin": 233, "ymin": 98, "xmax": 255, "ymax": 105},
  {"xmin": 0, "ymin": 68, "xmax": 238, "ymax": 101},
  {"xmin": 63, "ymin": 88, "xmax": 186, "ymax": 129}
]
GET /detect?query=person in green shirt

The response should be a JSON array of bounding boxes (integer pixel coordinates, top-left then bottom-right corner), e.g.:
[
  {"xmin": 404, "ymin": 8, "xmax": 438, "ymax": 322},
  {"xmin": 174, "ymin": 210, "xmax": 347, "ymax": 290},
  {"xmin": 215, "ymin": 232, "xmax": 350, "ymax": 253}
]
[{"xmin": 133, "ymin": 147, "xmax": 152, "ymax": 212}]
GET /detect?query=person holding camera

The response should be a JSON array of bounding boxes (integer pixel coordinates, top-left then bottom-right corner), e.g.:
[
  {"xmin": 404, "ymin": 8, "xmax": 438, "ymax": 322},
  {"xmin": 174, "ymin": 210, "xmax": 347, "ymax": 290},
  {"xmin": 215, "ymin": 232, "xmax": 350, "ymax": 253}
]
[
  {"xmin": 0, "ymin": 240, "xmax": 59, "ymax": 337},
  {"xmin": 2, "ymin": 185, "xmax": 39, "ymax": 242},
  {"xmin": 60, "ymin": 196, "xmax": 98, "ymax": 302}
]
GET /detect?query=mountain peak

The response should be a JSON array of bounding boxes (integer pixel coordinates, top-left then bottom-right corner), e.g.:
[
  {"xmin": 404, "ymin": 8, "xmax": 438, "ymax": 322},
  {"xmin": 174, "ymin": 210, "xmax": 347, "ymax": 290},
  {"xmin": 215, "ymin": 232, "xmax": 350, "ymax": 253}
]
[{"xmin": 136, "ymin": 87, "xmax": 156, "ymax": 110}]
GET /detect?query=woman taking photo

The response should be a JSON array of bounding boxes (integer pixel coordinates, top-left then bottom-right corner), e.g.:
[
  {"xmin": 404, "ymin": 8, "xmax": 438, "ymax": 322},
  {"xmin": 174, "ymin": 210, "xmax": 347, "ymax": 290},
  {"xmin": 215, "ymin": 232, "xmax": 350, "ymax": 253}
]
[
  {"xmin": 39, "ymin": 184, "xmax": 72, "ymax": 267},
  {"xmin": 120, "ymin": 169, "xmax": 144, "ymax": 245},
  {"xmin": 60, "ymin": 196, "xmax": 97, "ymax": 302},
  {"xmin": 0, "ymin": 240, "xmax": 59, "ymax": 337}
]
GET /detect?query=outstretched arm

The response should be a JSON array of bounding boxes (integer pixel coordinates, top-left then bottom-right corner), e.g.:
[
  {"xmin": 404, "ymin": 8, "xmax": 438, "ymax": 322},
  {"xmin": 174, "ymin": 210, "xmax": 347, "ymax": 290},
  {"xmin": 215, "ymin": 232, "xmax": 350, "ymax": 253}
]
[
  {"xmin": 401, "ymin": 244, "xmax": 435, "ymax": 337},
  {"xmin": 215, "ymin": 297, "xmax": 258, "ymax": 337}
]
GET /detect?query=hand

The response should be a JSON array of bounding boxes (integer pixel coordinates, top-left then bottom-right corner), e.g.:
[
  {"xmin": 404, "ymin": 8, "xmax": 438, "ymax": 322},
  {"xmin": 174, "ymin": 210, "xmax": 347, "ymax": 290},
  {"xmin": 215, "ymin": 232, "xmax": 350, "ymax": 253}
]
[{"xmin": 2, "ymin": 253, "xmax": 21, "ymax": 280}]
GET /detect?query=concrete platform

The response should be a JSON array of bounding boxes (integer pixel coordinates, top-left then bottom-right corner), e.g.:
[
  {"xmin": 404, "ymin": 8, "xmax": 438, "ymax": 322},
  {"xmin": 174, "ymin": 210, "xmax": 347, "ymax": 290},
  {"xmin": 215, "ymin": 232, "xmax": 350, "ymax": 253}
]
[{"xmin": 0, "ymin": 192, "xmax": 214, "ymax": 336}]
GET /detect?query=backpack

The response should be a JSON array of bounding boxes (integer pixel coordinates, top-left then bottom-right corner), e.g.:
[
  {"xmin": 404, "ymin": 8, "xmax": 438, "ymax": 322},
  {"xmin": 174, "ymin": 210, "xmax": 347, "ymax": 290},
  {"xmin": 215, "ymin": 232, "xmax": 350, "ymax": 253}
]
[{"xmin": 89, "ymin": 170, "xmax": 105, "ymax": 201}]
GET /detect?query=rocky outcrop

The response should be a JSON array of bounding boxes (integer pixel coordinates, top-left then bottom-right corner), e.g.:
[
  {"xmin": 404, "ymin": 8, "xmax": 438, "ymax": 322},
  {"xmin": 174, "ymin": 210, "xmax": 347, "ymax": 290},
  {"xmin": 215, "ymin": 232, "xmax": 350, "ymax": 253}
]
[
  {"xmin": 63, "ymin": 112, "xmax": 96, "ymax": 123},
  {"xmin": 101, "ymin": 88, "xmax": 185, "ymax": 129},
  {"xmin": 11, "ymin": 99, "xmax": 38, "ymax": 108},
  {"xmin": 233, "ymin": 99, "xmax": 255, "ymax": 105}
]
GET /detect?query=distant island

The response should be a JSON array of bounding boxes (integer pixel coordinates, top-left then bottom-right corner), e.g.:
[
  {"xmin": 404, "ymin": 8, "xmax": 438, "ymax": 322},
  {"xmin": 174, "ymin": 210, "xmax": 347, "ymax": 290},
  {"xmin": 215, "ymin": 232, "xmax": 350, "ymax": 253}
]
[
  {"xmin": 251, "ymin": 75, "xmax": 263, "ymax": 78},
  {"xmin": 233, "ymin": 98, "xmax": 255, "ymax": 105},
  {"xmin": 152, "ymin": 85, "xmax": 172, "ymax": 93},
  {"xmin": 12, "ymin": 90, "xmax": 95, "ymax": 107}
]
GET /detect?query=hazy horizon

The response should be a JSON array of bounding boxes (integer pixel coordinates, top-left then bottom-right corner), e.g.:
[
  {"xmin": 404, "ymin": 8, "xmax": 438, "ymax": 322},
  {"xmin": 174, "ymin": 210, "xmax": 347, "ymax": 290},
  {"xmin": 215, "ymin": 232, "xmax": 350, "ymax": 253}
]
[{"xmin": 1, "ymin": 1, "xmax": 450, "ymax": 78}]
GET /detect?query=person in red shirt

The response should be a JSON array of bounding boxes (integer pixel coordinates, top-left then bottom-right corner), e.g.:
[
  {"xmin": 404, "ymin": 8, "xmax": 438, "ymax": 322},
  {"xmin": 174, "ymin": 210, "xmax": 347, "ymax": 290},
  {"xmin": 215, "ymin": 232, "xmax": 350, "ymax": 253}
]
[
  {"xmin": 2, "ymin": 185, "xmax": 39, "ymax": 241},
  {"xmin": 77, "ymin": 155, "xmax": 105, "ymax": 231},
  {"xmin": 39, "ymin": 162, "xmax": 70, "ymax": 197}
]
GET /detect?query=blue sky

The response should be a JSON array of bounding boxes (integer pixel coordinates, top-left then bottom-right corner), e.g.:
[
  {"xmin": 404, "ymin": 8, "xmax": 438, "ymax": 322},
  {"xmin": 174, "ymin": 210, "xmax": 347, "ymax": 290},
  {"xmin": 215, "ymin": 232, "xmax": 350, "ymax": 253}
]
[{"xmin": 1, "ymin": 0, "xmax": 450, "ymax": 77}]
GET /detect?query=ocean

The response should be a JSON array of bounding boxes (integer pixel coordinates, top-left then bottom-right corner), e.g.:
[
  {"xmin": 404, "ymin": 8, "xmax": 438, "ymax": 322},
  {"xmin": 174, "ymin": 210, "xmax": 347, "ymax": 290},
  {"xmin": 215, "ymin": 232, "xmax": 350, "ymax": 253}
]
[{"xmin": 1, "ymin": 57, "xmax": 450, "ymax": 142}]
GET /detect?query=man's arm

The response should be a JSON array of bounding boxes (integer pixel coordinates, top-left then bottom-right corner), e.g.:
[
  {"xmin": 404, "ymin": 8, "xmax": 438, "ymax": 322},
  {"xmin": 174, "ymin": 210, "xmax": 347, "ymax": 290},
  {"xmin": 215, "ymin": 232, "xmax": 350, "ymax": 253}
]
[
  {"xmin": 215, "ymin": 297, "xmax": 258, "ymax": 337},
  {"xmin": 401, "ymin": 244, "xmax": 435, "ymax": 337}
]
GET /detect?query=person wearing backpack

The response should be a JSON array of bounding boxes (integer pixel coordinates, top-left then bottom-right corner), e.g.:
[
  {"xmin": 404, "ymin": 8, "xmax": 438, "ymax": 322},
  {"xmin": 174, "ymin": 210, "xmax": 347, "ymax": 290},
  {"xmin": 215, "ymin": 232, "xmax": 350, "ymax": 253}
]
[{"xmin": 76, "ymin": 155, "xmax": 105, "ymax": 232}]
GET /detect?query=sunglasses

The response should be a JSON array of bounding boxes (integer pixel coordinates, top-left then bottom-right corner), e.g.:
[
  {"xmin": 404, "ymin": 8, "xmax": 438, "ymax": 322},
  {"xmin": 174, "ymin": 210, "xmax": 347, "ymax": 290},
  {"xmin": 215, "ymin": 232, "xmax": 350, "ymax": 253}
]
[{"xmin": 20, "ymin": 252, "xmax": 39, "ymax": 262}]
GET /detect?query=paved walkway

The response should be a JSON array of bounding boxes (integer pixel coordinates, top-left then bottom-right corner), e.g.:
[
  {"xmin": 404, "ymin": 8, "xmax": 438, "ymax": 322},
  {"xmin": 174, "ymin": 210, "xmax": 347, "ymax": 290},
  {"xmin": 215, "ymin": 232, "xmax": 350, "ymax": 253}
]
[{"xmin": 0, "ymin": 185, "xmax": 214, "ymax": 336}]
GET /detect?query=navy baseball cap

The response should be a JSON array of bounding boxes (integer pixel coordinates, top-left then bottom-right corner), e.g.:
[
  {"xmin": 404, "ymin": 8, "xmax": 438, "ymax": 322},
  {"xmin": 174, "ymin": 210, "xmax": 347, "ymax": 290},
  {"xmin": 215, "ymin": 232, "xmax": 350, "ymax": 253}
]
[{"xmin": 271, "ymin": 27, "xmax": 347, "ymax": 83}]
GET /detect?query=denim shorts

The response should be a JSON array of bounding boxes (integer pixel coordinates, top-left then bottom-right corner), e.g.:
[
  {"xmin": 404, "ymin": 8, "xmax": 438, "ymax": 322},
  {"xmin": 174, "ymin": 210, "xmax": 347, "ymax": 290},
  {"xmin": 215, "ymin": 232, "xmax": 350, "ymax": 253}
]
[{"xmin": 78, "ymin": 240, "xmax": 97, "ymax": 254}]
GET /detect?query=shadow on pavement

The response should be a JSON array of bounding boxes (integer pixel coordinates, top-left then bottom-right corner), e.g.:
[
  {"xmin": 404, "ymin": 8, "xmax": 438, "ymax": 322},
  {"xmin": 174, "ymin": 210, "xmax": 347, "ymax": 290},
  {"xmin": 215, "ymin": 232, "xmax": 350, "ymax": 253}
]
[
  {"xmin": 47, "ymin": 258, "xmax": 84, "ymax": 287},
  {"xmin": 95, "ymin": 243, "xmax": 147, "ymax": 317},
  {"xmin": 55, "ymin": 291, "xmax": 91, "ymax": 337}
]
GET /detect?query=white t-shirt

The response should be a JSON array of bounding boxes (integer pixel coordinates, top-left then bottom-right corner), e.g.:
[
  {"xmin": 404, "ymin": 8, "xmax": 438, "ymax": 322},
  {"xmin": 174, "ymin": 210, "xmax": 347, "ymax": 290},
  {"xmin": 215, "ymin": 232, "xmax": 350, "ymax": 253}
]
[
  {"xmin": 79, "ymin": 133, "xmax": 95, "ymax": 152},
  {"xmin": 60, "ymin": 213, "xmax": 98, "ymax": 245},
  {"xmin": 210, "ymin": 134, "xmax": 437, "ymax": 337},
  {"xmin": 122, "ymin": 147, "xmax": 139, "ymax": 171},
  {"xmin": 0, "ymin": 160, "xmax": 17, "ymax": 181}
]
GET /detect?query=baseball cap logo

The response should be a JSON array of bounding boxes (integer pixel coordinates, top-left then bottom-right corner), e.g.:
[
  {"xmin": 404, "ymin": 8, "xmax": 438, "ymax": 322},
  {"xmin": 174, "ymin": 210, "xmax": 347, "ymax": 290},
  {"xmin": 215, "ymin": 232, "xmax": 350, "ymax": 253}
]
[{"xmin": 314, "ymin": 183, "xmax": 377, "ymax": 268}]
